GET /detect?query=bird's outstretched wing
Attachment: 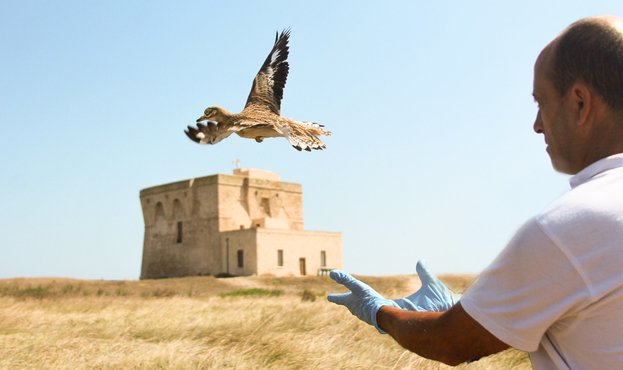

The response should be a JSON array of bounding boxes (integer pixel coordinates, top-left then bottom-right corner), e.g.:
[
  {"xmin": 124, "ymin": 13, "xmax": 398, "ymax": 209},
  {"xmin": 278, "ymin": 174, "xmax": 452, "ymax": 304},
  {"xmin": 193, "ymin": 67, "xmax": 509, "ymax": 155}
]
[
  {"xmin": 281, "ymin": 122, "xmax": 328, "ymax": 151},
  {"xmin": 185, "ymin": 121, "xmax": 237, "ymax": 145},
  {"xmin": 243, "ymin": 28, "xmax": 290, "ymax": 115}
]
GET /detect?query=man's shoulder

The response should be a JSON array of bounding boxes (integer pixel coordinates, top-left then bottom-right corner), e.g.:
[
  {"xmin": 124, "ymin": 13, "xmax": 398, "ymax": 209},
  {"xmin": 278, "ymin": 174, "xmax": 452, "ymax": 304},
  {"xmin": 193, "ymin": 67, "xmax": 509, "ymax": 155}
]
[
  {"xmin": 540, "ymin": 170, "xmax": 623, "ymax": 222},
  {"xmin": 536, "ymin": 169, "xmax": 623, "ymax": 248}
]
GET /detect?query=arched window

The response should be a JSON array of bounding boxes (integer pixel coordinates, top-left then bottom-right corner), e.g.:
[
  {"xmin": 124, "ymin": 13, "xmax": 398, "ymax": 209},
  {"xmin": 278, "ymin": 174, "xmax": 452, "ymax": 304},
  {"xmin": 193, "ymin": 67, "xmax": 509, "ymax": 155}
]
[
  {"xmin": 192, "ymin": 199, "xmax": 201, "ymax": 216},
  {"xmin": 173, "ymin": 199, "xmax": 185, "ymax": 219},
  {"xmin": 155, "ymin": 202, "xmax": 165, "ymax": 222},
  {"xmin": 259, "ymin": 197, "xmax": 271, "ymax": 217}
]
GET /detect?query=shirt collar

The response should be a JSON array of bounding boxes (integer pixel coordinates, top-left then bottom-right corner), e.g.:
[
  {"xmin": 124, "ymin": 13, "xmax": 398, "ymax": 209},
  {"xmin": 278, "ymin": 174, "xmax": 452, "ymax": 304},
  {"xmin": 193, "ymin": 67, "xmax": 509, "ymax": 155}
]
[{"xmin": 569, "ymin": 153, "xmax": 623, "ymax": 189}]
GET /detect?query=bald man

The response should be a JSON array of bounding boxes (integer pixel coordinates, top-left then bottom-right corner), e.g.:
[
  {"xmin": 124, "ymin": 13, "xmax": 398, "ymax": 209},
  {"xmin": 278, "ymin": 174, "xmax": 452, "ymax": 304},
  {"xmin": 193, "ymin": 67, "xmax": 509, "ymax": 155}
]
[{"xmin": 329, "ymin": 15, "xmax": 623, "ymax": 369}]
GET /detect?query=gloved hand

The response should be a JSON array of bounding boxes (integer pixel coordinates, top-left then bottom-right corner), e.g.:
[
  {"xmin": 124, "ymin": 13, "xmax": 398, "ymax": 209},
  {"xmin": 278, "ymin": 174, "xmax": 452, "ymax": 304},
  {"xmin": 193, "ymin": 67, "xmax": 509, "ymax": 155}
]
[
  {"xmin": 327, "ymin": 270, "xmax": 401, "ymax": 334},
  {"xmin": 393, "ymin": 259, "xmax": 461, "ymax": 312}
]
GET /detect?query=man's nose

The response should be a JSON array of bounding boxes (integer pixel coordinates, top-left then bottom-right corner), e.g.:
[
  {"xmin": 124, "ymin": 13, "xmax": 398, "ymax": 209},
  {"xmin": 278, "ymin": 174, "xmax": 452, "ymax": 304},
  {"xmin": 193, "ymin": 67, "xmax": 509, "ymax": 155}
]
[{"xmin": 533, "ymin": 111, "xmax": 544, "ymax": 134}]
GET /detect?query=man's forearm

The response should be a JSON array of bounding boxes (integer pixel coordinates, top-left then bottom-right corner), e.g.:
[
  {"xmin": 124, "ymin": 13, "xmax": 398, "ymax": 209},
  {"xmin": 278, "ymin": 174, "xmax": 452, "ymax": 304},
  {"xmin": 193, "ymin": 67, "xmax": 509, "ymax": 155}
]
[
  {"xmin": 377, "ymin": 302, "xmax": 509, "ymax": 366},
  {"xmin": 377, "ymin": 306, "xmax": 461, "ymax": 365}
]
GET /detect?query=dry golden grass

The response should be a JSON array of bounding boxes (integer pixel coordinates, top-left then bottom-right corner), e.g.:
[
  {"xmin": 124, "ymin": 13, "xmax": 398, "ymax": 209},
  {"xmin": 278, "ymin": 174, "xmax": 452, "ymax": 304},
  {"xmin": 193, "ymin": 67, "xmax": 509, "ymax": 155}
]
[{"xmin": 0, "ymin": 274, "xmax": 531, "ymax": 369}]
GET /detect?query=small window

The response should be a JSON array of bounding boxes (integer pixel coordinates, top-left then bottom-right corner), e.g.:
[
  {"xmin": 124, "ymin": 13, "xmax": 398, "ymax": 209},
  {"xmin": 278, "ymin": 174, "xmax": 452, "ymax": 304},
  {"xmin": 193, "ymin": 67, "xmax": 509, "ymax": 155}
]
[
  {"xmin": 277, "ymin": 250, "xmax": 283, "ymax": 267},
  {"xmin": 237, "ymin": 250, "xmax": 244, "ymax": 268},
  {"xmin": 321, "ymin": 251, "xmax": 326, "ymax": 267},
  {"xmin": 176, "ymin": 221, "xmax": 183, "ymax": 243}
]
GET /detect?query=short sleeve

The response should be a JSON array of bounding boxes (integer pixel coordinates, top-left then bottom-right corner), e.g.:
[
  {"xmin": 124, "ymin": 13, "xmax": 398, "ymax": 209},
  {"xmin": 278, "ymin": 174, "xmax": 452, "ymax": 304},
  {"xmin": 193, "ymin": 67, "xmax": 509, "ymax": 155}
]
[{"xmin": 460, "ymin": 218, "xmax": 589, "ymax": 352}]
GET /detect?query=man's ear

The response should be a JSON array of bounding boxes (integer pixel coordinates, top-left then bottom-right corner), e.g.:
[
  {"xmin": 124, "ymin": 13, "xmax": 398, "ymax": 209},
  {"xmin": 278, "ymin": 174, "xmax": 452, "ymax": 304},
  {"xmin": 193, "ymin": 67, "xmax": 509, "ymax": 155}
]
[{"xmin": 569, "ymin": 82, "xmax": 592, "ymax": 126}]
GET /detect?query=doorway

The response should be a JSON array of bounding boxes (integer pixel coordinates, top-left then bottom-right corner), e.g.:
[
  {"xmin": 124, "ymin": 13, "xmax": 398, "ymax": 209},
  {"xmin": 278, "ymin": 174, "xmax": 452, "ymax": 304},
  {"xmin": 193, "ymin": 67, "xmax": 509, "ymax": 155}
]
[{"xmin": 299, "ymin": 258, "xmax": 306, "ymax": 276}]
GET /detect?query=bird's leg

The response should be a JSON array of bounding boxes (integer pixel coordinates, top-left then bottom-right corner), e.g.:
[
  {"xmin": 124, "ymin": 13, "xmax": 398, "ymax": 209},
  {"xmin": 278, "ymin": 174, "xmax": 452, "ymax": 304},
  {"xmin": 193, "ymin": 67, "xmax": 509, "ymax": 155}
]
[{"xmin": 255, "ymin": 137, "xmax": 264, "ymax": 143}]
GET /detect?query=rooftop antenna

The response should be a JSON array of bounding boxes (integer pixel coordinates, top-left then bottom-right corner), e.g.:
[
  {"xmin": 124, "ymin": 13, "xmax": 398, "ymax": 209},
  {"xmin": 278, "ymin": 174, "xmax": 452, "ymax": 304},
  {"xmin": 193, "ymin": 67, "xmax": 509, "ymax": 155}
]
[{"xmin": 232, "ymin": 158, "xmax": 241, "ymax": 169}]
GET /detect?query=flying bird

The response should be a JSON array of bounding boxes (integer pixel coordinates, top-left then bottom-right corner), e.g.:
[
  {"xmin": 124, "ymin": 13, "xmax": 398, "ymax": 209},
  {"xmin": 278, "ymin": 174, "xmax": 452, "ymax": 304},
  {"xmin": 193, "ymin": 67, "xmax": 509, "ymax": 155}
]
[{"xmin": 185, "ymin": 29, "xmax": 330, "ymax": 151}]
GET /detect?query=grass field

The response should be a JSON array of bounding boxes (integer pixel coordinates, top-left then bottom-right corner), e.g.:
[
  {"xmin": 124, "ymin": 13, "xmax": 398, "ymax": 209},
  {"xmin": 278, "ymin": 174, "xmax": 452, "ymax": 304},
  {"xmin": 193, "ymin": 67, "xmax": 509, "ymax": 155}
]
[{"xmin": 0, "ymin": 273, "xmax": 531, "ymax": 369}]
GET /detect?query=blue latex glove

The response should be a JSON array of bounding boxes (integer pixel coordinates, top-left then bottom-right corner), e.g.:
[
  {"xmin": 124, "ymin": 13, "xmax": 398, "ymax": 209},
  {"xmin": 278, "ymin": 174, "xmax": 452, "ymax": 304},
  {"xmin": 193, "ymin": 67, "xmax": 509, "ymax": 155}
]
[
  {"xmin": 327, "ymin": 270, "xmax": 401, "ymax": 334},
  {"xmin": 393, "ymin": 259, "xmax": 461, "ymax": 312},
  {"xmin": 327, "ymin": 260, "xmax": 460, "ymax": 334}
]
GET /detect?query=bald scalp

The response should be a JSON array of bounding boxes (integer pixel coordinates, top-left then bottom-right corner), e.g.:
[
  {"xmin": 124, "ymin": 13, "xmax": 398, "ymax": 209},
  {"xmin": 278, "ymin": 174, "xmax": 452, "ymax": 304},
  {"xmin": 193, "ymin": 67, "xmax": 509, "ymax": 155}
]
[{"xmin": 549, "ymin": 16, "xmax": 623, "ymax": 114}]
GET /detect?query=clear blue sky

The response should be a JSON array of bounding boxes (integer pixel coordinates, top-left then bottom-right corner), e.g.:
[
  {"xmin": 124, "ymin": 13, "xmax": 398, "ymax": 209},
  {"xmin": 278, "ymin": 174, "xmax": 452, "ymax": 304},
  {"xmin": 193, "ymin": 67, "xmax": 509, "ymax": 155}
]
[{"xmin": 1, "ymin": 1, "xmax": 621, "ymax": 280}]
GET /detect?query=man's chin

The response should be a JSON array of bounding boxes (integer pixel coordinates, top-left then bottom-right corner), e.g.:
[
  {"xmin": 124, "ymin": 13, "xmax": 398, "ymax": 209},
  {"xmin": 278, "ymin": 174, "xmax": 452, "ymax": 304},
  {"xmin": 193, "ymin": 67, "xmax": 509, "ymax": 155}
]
[{"xmin": 551, "ymin": 160, "xmax": 579, "ymax": 175}]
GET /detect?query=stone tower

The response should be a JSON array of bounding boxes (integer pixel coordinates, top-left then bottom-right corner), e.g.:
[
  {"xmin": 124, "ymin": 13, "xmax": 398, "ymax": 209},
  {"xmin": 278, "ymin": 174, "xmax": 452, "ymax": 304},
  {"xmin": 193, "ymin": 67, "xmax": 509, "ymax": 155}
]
[{"xmin": 139, "ymin": 169, "xmax": 342, "ymax": 279}]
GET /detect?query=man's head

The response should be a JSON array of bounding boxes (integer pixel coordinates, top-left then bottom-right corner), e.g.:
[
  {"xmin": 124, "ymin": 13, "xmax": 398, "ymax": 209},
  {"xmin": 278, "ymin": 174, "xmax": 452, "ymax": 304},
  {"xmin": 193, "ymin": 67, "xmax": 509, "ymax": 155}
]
[
  {"xmin": 533, "ymin": 16, "xmax": 623, "ymax": 175},
  {"xmin": 550, "ymin": 16, "xmax": 623, "ymax": 113}
]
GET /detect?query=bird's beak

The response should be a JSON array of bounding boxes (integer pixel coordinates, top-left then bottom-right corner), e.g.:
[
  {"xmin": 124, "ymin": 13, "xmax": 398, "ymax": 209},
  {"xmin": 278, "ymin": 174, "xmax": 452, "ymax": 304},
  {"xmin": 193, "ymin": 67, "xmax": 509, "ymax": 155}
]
[{"xmin": 196, "ymin": 115, "xmax": 208, "ymax": 123}]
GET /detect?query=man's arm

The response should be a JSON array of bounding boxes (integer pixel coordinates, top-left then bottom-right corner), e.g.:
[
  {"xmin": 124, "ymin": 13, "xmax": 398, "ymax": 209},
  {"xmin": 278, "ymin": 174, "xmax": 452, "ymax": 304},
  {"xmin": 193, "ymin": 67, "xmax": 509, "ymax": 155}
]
[{"xmin": 377, "ymin": 302, "xmax": 509, "ymax": 366}]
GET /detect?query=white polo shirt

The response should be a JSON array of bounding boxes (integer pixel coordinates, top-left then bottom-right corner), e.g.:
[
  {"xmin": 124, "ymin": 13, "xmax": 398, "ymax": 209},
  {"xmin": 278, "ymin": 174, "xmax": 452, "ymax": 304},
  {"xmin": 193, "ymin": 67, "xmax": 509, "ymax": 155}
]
[{"xmin": 461, "ymin": 154, "xmax": 623, "ymax": 370}]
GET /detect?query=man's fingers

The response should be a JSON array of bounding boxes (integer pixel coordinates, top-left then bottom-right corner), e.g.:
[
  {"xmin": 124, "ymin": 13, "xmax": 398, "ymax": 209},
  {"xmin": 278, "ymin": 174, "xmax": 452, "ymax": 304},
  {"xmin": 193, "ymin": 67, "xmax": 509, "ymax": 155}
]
[
  {"xmin": 329, "ymin": 270, "xmax": 370, "ymax": 297},
  {"xmin": 329, "ymin": 269, "xmax": 352, "ymax": 284},
  {"xmin": 327, "ymin": 292, "xmax": 352, "ymax": 305},
  {"xmin": 416, "ymin": 259, "xmax": 440, "ymax": 285}
]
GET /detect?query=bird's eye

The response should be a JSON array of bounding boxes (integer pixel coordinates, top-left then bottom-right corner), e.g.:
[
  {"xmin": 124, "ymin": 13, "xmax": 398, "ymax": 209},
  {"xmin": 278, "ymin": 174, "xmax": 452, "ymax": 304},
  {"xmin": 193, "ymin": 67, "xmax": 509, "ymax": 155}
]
[{"xmin": 204, "ymin": 108, "xmax": 211, "ymax": 115}]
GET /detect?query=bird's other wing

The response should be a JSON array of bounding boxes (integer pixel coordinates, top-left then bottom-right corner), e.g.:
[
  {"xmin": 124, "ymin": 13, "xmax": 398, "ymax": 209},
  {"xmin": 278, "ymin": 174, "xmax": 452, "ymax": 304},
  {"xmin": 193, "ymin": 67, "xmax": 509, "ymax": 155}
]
[
  {"xmin": 243, "ymin": 28, "xmax": 290, "ymax": 115},
  {"xmin": 280, "ymin": 121, "xmax": 327, "ymax": 151},
  {"xmin": 185, "ymin": 121, "xmax": 237, "ymax": 145}
]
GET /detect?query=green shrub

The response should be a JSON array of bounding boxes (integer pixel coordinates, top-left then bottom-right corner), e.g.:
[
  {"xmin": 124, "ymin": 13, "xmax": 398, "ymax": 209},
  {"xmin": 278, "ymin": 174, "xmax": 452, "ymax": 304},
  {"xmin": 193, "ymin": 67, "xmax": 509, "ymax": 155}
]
[
  {"xmin": 219, "ymin": 288, "xmax": 283, "ymax": 298},
  {"xmin": 3, "ymin": 284, "xmax": 53, "ymax": 299}
]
